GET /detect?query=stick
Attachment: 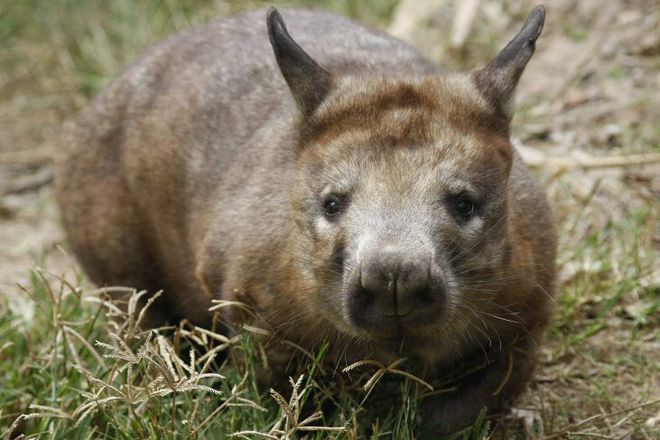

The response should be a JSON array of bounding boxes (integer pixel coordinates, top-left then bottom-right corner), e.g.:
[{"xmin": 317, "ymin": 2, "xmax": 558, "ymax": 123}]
[
  {"xmin": 1, "ymin": 166, "xmax": 54, "ymax": 196},
  {"xmin": 544, "ymin": 398, "xmax": 660, "ymax": 439},
  {"xmin": 0, "ymin": 148, "xmax": 54, "ymax": 166},
  {"xmin": 523, "ymin": 153, "xmax": 660, "ymax": 170},
  {"xmin": 389, "ymin": 0, "xmax": 448, "ymax": 41},
  {"xmin": 450, "ymin": 0, "xmax": 481, "ymax": 49}
]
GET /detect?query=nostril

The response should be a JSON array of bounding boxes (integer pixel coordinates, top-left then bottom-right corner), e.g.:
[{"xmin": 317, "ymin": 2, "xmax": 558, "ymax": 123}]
[
  {"xmin": 414, "ymin": 286, "xmax": 437, "ymax": 307},
  {"xmin": 353, "ymin": 283, "xmax": 374, "ymax": 308}
]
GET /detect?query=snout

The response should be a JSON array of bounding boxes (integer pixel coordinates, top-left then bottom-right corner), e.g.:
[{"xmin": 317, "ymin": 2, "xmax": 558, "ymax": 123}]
[{"xmin": 347, "ymin": 245, "xmax": 446, "ymax": 331}]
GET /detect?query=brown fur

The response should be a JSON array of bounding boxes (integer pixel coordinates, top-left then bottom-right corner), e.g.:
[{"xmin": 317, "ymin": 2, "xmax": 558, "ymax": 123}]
[{"xmin": 55, "ymin": 6, "xmax": 556, "ymax": 435}]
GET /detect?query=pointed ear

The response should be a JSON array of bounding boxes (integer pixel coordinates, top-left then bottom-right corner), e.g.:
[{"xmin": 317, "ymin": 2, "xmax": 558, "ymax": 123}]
[
  {"xmin": 472, "ymin": 6, "xmax": 545, "ymax": 119},
  {"xmin": 267, "ymin": 8, "xmax": 333, "ymax": 116}
]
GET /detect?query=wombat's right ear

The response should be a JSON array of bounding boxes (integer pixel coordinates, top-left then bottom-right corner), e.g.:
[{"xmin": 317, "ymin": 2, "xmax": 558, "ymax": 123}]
[
  {"xmin": 472, "ymin": 6, "xmax": 545, "ymax": 120},
  {"xmin": 267, "ymin": 8, "xmax": 333, "ymax": 116}
]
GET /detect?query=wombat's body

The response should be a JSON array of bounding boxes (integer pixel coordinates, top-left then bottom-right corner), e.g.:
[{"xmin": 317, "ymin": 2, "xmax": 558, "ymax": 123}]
[{"xmin": 56, "ymin": 7, "xmax": 556, "ymax": 435}]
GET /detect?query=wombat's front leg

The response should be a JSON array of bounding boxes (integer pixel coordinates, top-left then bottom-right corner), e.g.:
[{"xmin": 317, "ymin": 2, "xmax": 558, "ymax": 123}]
[{"xmin": 420, "ymin": 339, "xmax": 537, "ymax": 437}]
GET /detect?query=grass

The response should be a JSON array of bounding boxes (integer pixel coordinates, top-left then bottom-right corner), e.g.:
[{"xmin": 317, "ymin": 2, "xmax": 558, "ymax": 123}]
[
  {"xmin": 1, "ymin": 0, "xmax": 659, "ymax": 438},
  {"xmin": 0, "ymin": 267, "xmax": 475, "ymax": 439}
]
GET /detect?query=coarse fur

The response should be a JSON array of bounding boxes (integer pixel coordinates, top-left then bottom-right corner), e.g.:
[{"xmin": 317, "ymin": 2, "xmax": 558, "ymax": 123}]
[{"xmin": 55, "ymin": 6, "xmax": 556, "ymax": 435}]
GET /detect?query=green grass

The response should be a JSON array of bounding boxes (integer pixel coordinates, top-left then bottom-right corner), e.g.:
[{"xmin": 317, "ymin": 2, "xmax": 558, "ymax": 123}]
[{"xmin": 0, "ymin": 269, "xmax": 483, "ymax": 439}]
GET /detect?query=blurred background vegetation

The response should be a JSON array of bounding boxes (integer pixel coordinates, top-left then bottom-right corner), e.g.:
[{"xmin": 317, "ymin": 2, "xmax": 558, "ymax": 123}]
[{"xmin": 0, "ymin": 0, "xmax": 394, "ymax": 157}]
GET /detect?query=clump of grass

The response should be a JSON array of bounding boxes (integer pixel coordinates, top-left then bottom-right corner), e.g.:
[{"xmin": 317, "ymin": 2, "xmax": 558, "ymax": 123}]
[{"xmin": 0, "ymin": 266, "xmax": 450, "ymax": 439}]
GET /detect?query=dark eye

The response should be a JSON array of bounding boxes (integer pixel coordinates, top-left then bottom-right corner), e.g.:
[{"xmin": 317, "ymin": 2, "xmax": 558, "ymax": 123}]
[
  {"xmin": 453, "ymin": 197, "xmax": 475, "ymax": 221},
  {"xmin": 323, "ymin": 195, "xmax": 342, "ymax": 219}
]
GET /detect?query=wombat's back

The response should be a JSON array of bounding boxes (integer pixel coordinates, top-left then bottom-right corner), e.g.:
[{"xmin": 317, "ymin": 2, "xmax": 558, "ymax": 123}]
[{"xmin": 54, "ymin": 9, "xmax": 438, "ymax": 324}]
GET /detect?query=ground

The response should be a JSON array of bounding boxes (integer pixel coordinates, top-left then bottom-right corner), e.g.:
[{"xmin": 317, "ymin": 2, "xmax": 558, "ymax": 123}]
[{"xmin": 0, "ymin": 0, "xmax": 658, "ymax": 438}]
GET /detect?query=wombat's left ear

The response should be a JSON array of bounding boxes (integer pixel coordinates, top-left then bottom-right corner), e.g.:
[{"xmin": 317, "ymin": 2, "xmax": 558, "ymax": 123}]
[
  {"xmin": 267, "ymin": 8, "xmax": 333, "ymax": 116},
  {"xmin": 472, "ymin": 6, "xmax": 545, "ymax": 119}
]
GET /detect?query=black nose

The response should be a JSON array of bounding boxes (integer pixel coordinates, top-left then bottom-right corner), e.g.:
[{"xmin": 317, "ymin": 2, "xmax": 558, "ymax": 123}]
[{"xmin": 348, "ymin": 247, "xmax": 443, "ymax": 328}]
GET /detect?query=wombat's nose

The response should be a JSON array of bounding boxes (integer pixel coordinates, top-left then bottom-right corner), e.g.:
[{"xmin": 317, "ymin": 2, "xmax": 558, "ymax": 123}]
[{"xmin": 349, "ymin": 247, "xmax": 441, "ymax": 327}]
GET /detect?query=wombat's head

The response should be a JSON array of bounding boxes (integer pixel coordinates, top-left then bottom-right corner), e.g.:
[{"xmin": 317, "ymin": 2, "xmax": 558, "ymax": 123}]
[{"xmin": 267, "ymin": 7, "xmax": 544, "ymax": 347}]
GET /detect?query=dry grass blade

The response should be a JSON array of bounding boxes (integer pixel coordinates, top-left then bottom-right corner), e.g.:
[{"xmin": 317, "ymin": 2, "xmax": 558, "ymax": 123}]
[
  {"xmin": 95, "ymin": 333, "xmax": 139, "ymax": 363},
  {"xmin": 296, "ymin": 426, "xmax": 346, "ymax": 432},
  {"xmin": 83, "ymin": 295, "xmax": 124, "ymax": 315},
  {"xmin": 209, "ymin": 299, "xmax": 257, "ymax": 318},
  {"xmin": 343, "ymin": 357, "xmax": 434, "ymax": 393},
  {"xmin": 270, "ymin": 388, "xmax": 296, "ymax": 423},
  {"xmin": 229, "ymin": 374, "xmax": 345, "ymax": 439},
  {"xmin": 545, "ymin": 399, "xmax": 660, "ymax": 439},
  {"xmin": 0, "ymin": 167, "xmax": 53, "ymax": 196},
  {"xmin": 156, "ymin": 333, "xmax": 183, "ymax": 381},
  {"xmin": 0, "ymin": 148, "xmax": 54, "ymax": 166},
  {"xmin": 191, "ymin": 325, "xmax": 232, "ymax": 344},
  {"xmin": 134, "ymin": 290, "xmax": 163, "ymax": 329},
  {"xmin": 230, "ymin": 432, "xmax": 279, "ymax": 440},
  {"xmin": 63, "ymin": 325, "xmax": 106, "ymax": 367},
  {"xmin": 72, "ymin": 396, "xmax": 124, "ymax": 425},
  {"xmin": 197, "ymin": 335, "xmax": 241, "ymax": 363},
  {"xmin": 450, "ymin": 0, "xmax": 481, "ymax": 49},
  {"xmin": 0, "ymin": 341, "xmax": 14, "ymax": 355},
  {"xmin": 22, "ymin": 404, "xmax": 73, "ymax": 421},
  {"xmin": 242, "ymin": 325, "xmax": 272, "ymax": 337},
  {"xmin": 191, "ymin": 378, "xmax": 266, "ymax": 437}
]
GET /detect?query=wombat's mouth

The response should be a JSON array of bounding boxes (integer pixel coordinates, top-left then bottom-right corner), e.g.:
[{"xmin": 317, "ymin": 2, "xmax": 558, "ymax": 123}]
[
  {"xmin": 383, "ymin": 310, "xmax": 412, "ymax": 318},
  {"xmin": 349, "ymin": 303, "xmax": 447, "ymax": 335}
]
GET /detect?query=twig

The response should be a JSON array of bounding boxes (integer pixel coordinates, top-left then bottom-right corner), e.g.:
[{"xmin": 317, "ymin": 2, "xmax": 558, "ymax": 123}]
[
  {"xmin": 1, "ymin": 166, "xmax": 54, "ymax": 196},
  {"xmin": 0, "ymin": 148, "xmax": 54, "ymax": 166},
  {"xmin": 543, "ymin": 398, "xmax": 660, "ymax": 439},
  {"xmin": 389, "ymin": 0, "xmax": 448, "ymax": 41},
  {"xmin": 566, "ymin": 432, "xmax": 616, "ymax": 439},
  {"xmin": 450, "ymin": 0, "xmax": 481, "ymax": 49},
  {"xmin": 524, "ymin": 153, "xmax": 660, "ymax": 171}
]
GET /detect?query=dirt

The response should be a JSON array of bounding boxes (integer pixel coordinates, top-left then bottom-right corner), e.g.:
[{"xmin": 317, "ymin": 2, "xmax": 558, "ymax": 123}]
[{"xmin": 0, "ymin": 186, "xmax": 68, "ymax": 295}]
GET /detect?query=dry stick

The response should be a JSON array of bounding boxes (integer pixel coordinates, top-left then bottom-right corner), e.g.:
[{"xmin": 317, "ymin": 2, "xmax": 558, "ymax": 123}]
[
  {"xmin": 450, "ymin": 0, "xmax": 481, "ymax": 49},
  {"xmin": 1, "ymin": 166, "xmax": 53, "ymax": 196},
  {"xmin": 543, "ymin": 398, "xmax": 660, "ymax": 439},
  {"xmin": 0, "ymin": 148, "xmax": 54, "ymax": 166},
  {"xmin": 560, "ymin": 96, "xmax": 658, "ymax": 126},
  {"xmin": 524, "ymin": 153, "xmax": 660, "ymax": 170},
  {"xmin": 388, "ymin": 0, "xmax": 448, "ymax": 40},
  {"xmin": 566, "ymin": 433, "xmax": 616, "ymax": 439}
]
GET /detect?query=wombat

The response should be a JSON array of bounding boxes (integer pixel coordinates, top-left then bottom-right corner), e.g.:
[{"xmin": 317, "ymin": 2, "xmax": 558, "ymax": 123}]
[{"xmin": 55, "ymin": 5, "xmax": 556, "ymax": 435}]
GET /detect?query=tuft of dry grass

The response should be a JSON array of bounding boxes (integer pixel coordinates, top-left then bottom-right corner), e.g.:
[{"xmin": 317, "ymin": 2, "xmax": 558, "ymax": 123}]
[{"xmin": 0, "ymin": 267, "xmax": 452, "ymax": 439}]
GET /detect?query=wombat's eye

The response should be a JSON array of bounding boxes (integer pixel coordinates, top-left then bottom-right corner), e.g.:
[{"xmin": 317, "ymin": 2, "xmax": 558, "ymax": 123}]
[
  {"xmin": 323, "ymin": 195, "xmax": 342, "ymax": 219},
  {"xmin": 452, "ymin": 196, "xmax": 476, "ymax": 221}
]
